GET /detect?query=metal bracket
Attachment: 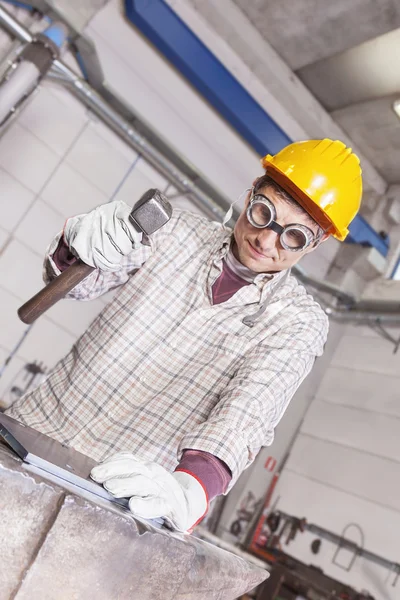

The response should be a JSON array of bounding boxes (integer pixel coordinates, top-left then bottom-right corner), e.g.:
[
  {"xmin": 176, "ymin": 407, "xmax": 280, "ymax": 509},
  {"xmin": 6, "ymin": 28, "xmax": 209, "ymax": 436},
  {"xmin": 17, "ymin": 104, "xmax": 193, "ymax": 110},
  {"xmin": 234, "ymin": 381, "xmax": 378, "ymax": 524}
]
[
  {"xmin": 332, "ymin": 523, "xmax": 364, "ymax": 572},
  {"xmin": 368, "ymin": 319, "xmax": 400, "ymax": 354},
  {"xmin": 386, "ymin": 563, "xmax": 400, "ymax": 588}
]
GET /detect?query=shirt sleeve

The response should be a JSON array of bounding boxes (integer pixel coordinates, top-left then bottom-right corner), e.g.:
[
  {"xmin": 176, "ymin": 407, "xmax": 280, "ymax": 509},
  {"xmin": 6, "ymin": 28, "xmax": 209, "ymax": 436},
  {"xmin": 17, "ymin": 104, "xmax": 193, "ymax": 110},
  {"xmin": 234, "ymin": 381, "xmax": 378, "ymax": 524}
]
[
  {"xmin": 52, "ymin": 235, "xmax": 78, "ymax": 271},
  {"xmin": 42, "ymin": 209, "xmax": 184, "ymax": 302},
  {"xmin": 42, "ymin": 231, "xmax": 153, "ymax": 301},
  {"xmin": 178, "ymin": 308, "xmax": 329, "ymax": 490},
  {"xmin": 175, "ymin": 450, "xmax": 232, "ymax": 500}
]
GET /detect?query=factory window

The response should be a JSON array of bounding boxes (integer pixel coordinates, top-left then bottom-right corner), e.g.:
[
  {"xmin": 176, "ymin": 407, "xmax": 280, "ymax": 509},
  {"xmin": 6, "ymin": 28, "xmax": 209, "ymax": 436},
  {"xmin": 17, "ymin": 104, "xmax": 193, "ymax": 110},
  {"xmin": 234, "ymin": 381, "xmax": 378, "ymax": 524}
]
[{"xmin": 391, "ymin": 257, "xmax": 400, "ymax": 280}]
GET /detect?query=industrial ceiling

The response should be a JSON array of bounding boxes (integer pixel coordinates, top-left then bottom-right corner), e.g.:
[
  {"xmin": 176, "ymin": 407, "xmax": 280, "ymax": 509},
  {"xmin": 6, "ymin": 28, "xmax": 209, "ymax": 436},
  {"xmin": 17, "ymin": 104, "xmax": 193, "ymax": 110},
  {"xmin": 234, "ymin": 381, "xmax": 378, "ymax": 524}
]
[{"xmin": 232, "ymin": 0, "xmax": 400, "ymax": 186}]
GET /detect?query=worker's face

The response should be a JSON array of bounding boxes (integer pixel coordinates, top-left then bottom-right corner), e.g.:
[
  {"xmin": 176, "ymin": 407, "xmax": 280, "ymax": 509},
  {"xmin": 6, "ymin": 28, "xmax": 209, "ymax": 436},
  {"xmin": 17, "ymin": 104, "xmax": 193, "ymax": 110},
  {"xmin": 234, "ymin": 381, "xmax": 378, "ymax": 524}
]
[{"xmin": 233, "ymin": 185, "xmax": 329, "ymax": 273}]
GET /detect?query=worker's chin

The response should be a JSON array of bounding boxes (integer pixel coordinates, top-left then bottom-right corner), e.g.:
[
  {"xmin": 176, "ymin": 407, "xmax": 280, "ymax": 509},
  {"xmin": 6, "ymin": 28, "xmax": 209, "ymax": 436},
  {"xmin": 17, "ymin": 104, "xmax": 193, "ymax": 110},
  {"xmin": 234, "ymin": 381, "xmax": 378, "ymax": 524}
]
[
  {"xmin": 248, "ymin": 257, "xmax": 276, "ymax": 273},
  {"xmin": 240, "ymin": 252, "xmax": 277, "ymax": 273}
]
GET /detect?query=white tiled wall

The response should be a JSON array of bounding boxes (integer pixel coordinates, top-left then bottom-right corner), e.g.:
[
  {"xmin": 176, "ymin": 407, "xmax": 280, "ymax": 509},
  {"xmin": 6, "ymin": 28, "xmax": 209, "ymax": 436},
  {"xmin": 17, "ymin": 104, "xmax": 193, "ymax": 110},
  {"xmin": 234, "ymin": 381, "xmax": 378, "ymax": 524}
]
[
  {"xmin": 17, "ymin": 87, "xmax": 88, "ymax": 155},
  {"xmin": 299, "ymin": 236, "xmax": 341, "ymax": 279},
  {"xmin": 287, "ymin": 435, "xmax": 400, "ymax": 514},
  {"xmin": 65, "ymin": 124, "xmax": 135, "ymax": 196},
  {"xmin": 0, "ymin": 81, "xmax": 170, "ymax": 404},
  {"xmin": 318, "ymin": 365, "xmax": 400, "ymax": 417},
  {"xmin": 1, "ymin": 167, "xmax": 35, "ymax": 230},
  {"xmin": 0, "ymin": 225, "xmax": 8, "ymax": 247},
  {"xmin": 14, "ymin": 199, "xmax": 64, "ymax": 255},
  {"xmin": 0, "ymin": 239, "xmax": 43, "ymax": 299},
  {"xmin": 86, "ymin": 0, "xmax": 262, "ymax": 202},
  {"xmin": 0, "ymin": 0, "xmax": 242, "ymax": 404},
  {"xmin": 40, "ymin": 162, "xmax": 108, "ymax": 217},
  {"xmin": 0, "ymin": 122, "xmax": 61, "ymax": 193},
  {"xmin": 0, "ymin": 0, "xmax": 337, "ymax": 408},
  {"xmin": 275, "ymin": 322, "xmax": 400, "ymax": 599}
]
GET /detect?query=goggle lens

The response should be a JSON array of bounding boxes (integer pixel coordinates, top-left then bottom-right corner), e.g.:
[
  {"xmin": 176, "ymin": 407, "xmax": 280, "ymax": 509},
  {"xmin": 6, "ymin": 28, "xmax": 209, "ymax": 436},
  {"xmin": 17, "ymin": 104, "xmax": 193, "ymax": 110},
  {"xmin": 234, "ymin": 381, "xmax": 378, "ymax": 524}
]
[
  {"xmin": 247, "ymin": 196, "xmax": 314, "ymax": 252},
  {"xmin": 249, "ymin": 201, "xmax": 274, "ymax": 227},
  {"xmin": 281, "ymin": 226, "xmax": 309, "ymax": 251}
]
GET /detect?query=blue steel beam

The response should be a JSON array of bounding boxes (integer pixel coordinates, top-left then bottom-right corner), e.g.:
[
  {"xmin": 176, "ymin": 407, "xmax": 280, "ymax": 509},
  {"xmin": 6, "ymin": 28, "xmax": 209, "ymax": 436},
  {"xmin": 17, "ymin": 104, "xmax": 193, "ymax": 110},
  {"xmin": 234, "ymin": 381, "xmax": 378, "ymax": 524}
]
[
  {"xmin": 125, "ymin": 0, "xmax": 389, "ymax": 257},
  {"xmin": 0, "ymin": 0, "xmax": 388, "ymax": 255},
  {"xmin": 0, "ymin": 0, "xmax": 387, "ymax": 254},
  {"xmin": 124, "ymin": 0, "xmax": 291, "ymax": 156}
]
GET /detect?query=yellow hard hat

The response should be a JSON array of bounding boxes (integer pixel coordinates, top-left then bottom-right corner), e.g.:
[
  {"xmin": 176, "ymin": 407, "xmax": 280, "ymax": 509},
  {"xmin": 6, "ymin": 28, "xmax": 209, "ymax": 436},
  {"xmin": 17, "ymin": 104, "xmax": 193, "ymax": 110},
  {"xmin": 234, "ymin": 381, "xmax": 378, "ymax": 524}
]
[{"xmin": 261, "ymin": 139, "xmax": 362, "ymax": 241}]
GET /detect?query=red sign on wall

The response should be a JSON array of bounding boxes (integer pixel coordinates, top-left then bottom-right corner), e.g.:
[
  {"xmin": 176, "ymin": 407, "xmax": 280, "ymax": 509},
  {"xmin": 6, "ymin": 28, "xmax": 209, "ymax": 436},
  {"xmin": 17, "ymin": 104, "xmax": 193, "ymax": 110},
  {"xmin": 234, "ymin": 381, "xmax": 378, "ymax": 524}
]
[{"xmin": 264, "ymin": 457, "xmax": 277, "ymax": 472}]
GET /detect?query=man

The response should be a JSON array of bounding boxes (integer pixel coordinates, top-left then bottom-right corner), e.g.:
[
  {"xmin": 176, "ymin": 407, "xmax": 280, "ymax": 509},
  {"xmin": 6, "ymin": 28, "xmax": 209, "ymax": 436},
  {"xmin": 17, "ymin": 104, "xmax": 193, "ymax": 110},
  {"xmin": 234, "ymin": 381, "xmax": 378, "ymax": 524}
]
[{"xmin": 7, "ymin": 139, "xmax": 362, "ymax": 532}]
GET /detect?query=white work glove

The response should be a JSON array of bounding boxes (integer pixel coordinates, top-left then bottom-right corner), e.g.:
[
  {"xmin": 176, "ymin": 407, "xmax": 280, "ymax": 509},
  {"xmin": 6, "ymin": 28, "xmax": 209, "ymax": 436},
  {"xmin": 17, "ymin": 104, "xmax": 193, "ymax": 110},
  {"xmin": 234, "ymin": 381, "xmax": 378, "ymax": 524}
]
[
  {"xmin": 63, "ymin": 200, "xmax": 142, "ymax": 271},
  {"xmin": 90, "ymin": 452, "xmax": 208, "ymax": 533}
]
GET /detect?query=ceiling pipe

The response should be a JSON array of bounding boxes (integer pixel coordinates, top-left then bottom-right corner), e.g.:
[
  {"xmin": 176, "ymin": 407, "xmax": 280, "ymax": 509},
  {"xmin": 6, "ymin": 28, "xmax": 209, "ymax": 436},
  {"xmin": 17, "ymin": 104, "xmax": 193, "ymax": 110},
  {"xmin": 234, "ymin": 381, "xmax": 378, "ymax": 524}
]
[
  {"xmin": 292, "ymin": 264, "xmax": 356, "ymax": 306},
  {"xmin": 1, "ymin": 4, "xmax": 400, "ymax": 328},
  {"xmin": 315, "ymin": 294, "xmax": 400, "ymax": 326},
  {"xmin": 277, "ymin": 510, "xmax": 400, "ymax": 579},
  {"xmin": 47, "ymin": 60, "xmax": 227, "ymax": 222},
  {"xmin": 0, "ymin": 4, "xmax": 226, "ymax": 223},
  {"xmin": 0, "ymin": 21, "xmax": 67, "ymax": 128},
  {"xmin": 326, "ymin": 307, "xmax": 400, "ymax": 326},
  {"xmin": 0, "ymin": 3, "xmax": 32, "ymax": 43}
]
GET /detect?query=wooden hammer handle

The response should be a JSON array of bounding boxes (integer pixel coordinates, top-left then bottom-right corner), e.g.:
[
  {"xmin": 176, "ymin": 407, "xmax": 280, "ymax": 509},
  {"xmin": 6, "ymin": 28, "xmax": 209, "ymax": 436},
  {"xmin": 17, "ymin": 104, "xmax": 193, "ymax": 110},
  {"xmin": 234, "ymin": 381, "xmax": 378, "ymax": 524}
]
[
  {"xmin": 17, "ymin": 189, "xmax": 172, "ymax": 325},
  {"xmin": 18, "ymin": 260, "xmax": 94, "ymax": 324}
]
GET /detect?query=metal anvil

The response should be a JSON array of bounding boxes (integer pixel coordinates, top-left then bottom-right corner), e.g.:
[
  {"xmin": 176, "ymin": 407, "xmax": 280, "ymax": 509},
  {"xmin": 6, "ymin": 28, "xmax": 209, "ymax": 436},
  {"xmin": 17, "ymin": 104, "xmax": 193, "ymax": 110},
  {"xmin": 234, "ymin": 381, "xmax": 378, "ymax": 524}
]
[{"xmin": 0, "ymin": 414, "xmax": 267, "ymax": 599}]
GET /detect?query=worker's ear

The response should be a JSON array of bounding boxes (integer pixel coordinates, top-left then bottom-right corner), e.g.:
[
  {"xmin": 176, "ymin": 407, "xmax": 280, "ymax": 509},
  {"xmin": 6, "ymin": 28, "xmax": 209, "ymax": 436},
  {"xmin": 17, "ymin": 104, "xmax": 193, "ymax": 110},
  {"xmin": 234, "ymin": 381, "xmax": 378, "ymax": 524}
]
[
  {"xmin": 318, "ymin": 232, "xmax": 330, "ymax": 244},
  {"xmin": 305, "ymin": 232, "xmax": 330, "ymax": 254},
  {"xmin": 244, "ymin": 187, "xmax": 254, "ymax": 207}
]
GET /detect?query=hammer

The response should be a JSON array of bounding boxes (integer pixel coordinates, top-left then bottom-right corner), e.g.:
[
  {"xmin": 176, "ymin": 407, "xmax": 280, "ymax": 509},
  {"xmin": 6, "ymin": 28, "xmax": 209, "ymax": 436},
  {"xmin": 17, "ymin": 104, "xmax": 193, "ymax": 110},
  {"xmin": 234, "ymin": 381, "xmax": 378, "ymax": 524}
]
[{"xmin": 18, "ymin": 189, "xmax": 172, "ymax": 324}]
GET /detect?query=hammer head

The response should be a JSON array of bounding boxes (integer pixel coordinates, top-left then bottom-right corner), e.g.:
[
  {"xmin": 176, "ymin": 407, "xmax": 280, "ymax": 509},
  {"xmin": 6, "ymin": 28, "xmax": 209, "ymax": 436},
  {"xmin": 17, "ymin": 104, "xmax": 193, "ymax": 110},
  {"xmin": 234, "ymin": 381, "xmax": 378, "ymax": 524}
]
[{"xmin": 129, "ymin": 188, "xmax": 173, "ymax": 236}]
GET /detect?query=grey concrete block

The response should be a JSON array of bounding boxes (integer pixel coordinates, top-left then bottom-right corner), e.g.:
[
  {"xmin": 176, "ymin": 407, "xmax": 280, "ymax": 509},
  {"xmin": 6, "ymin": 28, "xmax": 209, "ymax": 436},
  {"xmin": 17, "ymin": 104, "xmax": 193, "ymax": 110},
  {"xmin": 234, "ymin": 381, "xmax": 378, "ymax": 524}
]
[
  {"xmin": 14, "ymin": 492, "xmax": 266, "ymax": 600},
  {"xmin": 175, "ymin": 536, "xmax": 265, "ymax": 599},
  {"xmin": 0, "ymin": 445, "xmax": 64, "ymax": 600},
  {"xmin": 15, "ymin": 495, "xmax": 193, "ymax": 600},
  {"xmin": 0, "ymin": 425, "xmax": 267, "ymax": 600}
]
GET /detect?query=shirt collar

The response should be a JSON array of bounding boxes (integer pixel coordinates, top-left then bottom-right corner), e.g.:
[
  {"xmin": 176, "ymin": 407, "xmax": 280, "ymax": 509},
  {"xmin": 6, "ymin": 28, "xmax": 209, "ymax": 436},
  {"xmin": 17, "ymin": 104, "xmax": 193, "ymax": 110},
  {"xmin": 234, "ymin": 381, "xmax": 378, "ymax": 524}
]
[
  {"xmin": 217, "ymin": 228, "xmax": 285, "ymax": 285},
  {"xmin": 225, "ymin": 247, "xmax": 257, "ymax": 283}
]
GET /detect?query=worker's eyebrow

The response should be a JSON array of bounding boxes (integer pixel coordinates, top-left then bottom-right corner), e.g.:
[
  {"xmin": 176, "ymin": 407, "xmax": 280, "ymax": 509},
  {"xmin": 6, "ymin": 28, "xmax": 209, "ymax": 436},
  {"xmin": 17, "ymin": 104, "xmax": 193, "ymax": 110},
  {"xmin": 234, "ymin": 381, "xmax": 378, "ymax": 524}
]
[{"xmin": 275, "ymin": 198, "xmax": 319, "ymax": 233}]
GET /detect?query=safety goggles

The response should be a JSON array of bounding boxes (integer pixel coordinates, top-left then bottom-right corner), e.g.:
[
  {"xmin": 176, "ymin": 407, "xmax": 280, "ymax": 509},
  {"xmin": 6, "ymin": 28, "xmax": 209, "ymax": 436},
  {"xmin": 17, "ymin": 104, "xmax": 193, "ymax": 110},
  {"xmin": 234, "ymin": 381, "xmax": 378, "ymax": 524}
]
[{"xmin": 246, "ymin": 191, "xmax": 319, "ymax": 252}]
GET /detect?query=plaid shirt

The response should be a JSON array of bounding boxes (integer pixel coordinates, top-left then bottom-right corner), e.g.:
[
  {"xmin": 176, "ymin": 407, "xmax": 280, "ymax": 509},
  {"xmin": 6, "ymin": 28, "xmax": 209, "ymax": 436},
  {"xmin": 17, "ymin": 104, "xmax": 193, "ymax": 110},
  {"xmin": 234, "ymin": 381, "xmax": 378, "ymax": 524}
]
[{"xmin": 8, "ymin": 210, "xmax": 328, "ymax": 488}]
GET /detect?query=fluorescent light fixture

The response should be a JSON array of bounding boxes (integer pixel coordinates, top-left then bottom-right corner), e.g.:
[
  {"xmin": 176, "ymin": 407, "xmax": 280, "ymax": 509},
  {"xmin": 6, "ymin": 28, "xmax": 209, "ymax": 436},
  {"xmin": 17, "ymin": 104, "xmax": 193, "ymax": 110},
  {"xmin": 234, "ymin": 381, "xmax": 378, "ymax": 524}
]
[{"xmin": 393, "ymin": 99, "xmax": 400, "ymax": 118}]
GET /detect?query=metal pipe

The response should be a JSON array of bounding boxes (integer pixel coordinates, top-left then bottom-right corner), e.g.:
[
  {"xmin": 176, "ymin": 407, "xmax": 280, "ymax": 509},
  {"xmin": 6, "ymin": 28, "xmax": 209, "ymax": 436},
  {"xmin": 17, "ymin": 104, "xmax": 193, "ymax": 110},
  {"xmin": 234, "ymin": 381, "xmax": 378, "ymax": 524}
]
[
  {"xmin": 325, "ymin": 305, "xmax": 400, "ymax": 326},
  {"xmin": 0, "ymin": 10, "xmax": 67, "ymax": 128},
  {"xmin": 1, "ymin": 3, "xmax": 400, "ymax": 328},
  {"xmin": 277, "ymin": 511, "xmax": 400, "ymax": 577},
  {"xmin": 0, "ymin": 4, "xmax": 227, "ymax": 221},
  {"xmin": 314, "ymin": 292, "xmax": 400, "ymax": 325},
  {"xmin": 0, "ymin": 4, "xmax": 32, "ymax": 43},
  {"xmin": 0, "ymin": 60, "xmax": 39, "ymax": 124},
  {"xmin": 292, "ymin": 265, "xmax": 356, "ymax": 306},
  {"xmin": 48, "ymin": 61, "xmax": 226, "ymax": 221},
  {"xmin": 306, "ymin": 522, "xmax": 400, "ymax": 575}
]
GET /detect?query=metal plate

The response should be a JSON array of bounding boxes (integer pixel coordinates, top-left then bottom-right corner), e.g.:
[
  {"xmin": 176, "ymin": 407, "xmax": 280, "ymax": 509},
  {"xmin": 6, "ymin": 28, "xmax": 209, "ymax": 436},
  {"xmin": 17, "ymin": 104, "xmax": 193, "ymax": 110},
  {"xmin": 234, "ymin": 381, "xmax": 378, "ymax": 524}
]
[{"xmin": 0, "ymin": 413, "xmax": 129, "ymax": 508}]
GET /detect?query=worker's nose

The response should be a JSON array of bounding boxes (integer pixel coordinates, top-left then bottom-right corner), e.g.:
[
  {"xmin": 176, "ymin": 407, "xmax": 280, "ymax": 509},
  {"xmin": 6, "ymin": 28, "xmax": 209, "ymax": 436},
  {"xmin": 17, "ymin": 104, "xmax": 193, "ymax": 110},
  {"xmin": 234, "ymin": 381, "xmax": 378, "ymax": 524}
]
[{"xmin": 254, "ymin": 228, "xmax": 279, "ymax": 255}]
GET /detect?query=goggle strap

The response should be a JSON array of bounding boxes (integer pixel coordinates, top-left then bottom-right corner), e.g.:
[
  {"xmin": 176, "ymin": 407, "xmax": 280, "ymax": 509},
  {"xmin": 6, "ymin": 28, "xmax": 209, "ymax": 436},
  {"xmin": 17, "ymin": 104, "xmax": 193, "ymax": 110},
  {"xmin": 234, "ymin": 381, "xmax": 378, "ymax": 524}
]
[
  {"xmin": 222, "ymin": 205, "xmax": 234, "ymax": 227},
  {"xmin": 267, "ymin": 220, "xmax": 283, "ymax": 235},
  {"xmin": 222, "ymin": 188, "xmax": 252, "ymax": 227}
]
